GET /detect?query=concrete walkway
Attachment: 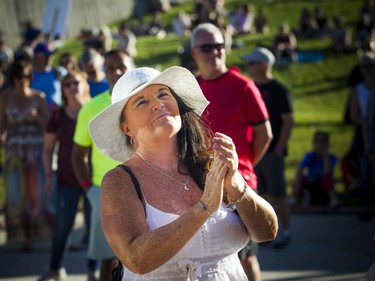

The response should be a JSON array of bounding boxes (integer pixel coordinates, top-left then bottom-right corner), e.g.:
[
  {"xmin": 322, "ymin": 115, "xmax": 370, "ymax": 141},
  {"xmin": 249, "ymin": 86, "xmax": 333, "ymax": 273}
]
[{"xmin": 0, "ymin": 211, "xmax": 373, "ymax": 281}]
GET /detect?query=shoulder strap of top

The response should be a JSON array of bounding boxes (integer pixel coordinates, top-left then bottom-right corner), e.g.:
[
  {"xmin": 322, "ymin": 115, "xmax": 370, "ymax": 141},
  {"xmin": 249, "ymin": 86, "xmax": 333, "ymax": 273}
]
[
  {"xmin": 116, "ymin": 164, "xmax": 143, "ymax": 202},
  {"xmin": 113, "ymin": 164, "xmax": 143, "ymax": 278}
]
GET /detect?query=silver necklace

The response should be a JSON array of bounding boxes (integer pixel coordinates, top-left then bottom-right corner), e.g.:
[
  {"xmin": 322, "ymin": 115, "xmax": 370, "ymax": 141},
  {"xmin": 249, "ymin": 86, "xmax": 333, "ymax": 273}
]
[{"xmin": 136, "ymin": 153, "xmax": 190, "ymax": 191}]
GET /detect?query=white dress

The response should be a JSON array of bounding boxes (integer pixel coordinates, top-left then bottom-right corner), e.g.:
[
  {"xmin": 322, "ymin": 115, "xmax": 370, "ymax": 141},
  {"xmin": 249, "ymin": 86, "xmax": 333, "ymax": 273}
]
[{"xmin": 121, "ymin": 200, "xmax": 249, "ymax": 281}]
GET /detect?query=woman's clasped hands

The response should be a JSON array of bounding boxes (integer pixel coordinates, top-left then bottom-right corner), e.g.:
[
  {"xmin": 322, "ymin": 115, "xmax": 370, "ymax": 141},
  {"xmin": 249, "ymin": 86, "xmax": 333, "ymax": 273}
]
[{"xmin": 200, "ymin": 132, "xmax": 245, "ymax": 215}]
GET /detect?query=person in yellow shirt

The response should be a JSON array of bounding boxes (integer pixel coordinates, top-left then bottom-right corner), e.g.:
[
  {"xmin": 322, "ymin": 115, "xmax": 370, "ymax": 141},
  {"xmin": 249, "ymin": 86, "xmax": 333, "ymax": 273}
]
[{"xmin": 72, "ymin": 49, "xmax": 134, "ymax": 280}]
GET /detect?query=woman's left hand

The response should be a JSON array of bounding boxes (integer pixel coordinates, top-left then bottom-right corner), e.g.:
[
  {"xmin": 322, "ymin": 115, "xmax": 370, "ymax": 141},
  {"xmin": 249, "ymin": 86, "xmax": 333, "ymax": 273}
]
[{"xmin": 212, "ymin": 132, "xmax": 240, "ymax": 190}]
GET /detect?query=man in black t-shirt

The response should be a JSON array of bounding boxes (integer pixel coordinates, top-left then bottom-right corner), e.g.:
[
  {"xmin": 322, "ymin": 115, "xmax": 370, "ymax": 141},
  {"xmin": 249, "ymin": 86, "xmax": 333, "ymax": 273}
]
[{"xmin": 242, "ymin": 47, "xmax": 294, "ymax": 249}]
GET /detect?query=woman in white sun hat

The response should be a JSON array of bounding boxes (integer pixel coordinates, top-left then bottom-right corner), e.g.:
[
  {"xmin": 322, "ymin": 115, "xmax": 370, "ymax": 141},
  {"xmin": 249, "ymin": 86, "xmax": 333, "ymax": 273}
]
[{"xmin": 88, "ymin": 66, "xmax": 278, "ymax": 280}]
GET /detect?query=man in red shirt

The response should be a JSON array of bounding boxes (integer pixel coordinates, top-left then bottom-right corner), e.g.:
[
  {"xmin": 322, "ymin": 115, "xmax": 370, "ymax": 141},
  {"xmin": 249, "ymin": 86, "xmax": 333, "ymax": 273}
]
[{"xmin": 190, "ymin": 22, "xmax": 273, "ymax": 281}]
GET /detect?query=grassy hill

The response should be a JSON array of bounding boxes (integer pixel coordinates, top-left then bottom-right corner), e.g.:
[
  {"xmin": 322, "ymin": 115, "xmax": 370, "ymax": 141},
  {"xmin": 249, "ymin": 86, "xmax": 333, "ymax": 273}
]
[
  {"xmin": 0, "ymin": 0, "xmax": 365, "ymax": 207},
  {"xmin": 123, "ymin": 0, "xmax": 363, "ymax": 198}
]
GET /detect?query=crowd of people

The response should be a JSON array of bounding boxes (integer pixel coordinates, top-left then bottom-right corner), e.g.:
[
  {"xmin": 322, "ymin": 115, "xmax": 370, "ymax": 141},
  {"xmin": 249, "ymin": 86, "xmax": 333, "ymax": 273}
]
[{"xmin": 0, "ymin": 0, "xmax": 373, "ymax": 281}]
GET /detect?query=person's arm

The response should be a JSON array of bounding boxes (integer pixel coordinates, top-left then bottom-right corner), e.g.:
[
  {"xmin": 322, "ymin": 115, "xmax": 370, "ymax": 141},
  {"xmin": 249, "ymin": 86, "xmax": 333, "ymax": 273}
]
[
  {"xmin": 349, "ymin": 87, "xmax": 362, "ymax": 125},
  {"xmin": 71, "ymin": 143, "xmax": 92, "ymax": 192},
  {"xmin": 27, "ymin": 92, "xmax": 49, "ymax": 127},
  {"xmin": 321, "ymin": 144, "xmax": 333, "ymax": 175},
  {"xmin": 293, "ymin": 153, "xmax": 313, "ymax": 202},
  {"xmin": 213, "ymin": 132, "xmax": 278, "ymax": 242},
  {"xmin": 71, "ymin": 103, "xmax": 93, "ymax": 191},
  {"xmin": 252, "ymin": 120, "xmax": 273, "ymax": 166},
  {"xmin": 292, "ymin": 164, "xmax": 304, "ymax": 198},
  {"xmin": 37, "ymin": 93, "xmax": 49, "ymax": 127},
  {"xmin": 0, "ymin": 92, "xmax": 7, "ymax": 173},
  {"xmin": 365, "ymin": 97, "xmax": 375, "ymax": 163},
  {"xmin": 289, "ymin": 32, "xmax": 298, "ymax": 49},
  {"xmin": 229, "ymin": 173, "xmax": 278, "ymax": 242},
  {"xmin": 43, "ymin": 132, "xmax": 56, "ymax": 195},
  {"xmin": 274, "ymin": 112, "xmax": 294, "ymax": 156},
  {"xmin": 101, "ymin": 150, "xmax": 228, "ymax": 274}
]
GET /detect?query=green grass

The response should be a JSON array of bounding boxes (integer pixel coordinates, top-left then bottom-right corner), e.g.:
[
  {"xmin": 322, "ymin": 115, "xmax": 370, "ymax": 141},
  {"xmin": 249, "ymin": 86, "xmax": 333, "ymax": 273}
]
[{"xmin": 0, "ymin": 0, "xmax": 364, "ymax": 206}]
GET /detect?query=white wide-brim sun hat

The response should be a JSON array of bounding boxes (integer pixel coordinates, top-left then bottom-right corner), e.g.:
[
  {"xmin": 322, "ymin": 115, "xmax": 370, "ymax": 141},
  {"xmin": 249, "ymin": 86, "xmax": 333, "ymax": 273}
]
[{"xmin": 88, "ymin": 66, "xmax": 210, "ymax": 162}]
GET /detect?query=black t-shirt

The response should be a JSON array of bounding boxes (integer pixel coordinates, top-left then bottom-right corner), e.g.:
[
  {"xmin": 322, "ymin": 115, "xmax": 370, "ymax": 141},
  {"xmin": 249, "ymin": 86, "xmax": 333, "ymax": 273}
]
[
  {"xmin": 256, "ymin": 79, "xmax": 294, "ymax": 153},
  {"xmin": 347, "ymin": 64, "xmax": 363, "ymax": 88}
]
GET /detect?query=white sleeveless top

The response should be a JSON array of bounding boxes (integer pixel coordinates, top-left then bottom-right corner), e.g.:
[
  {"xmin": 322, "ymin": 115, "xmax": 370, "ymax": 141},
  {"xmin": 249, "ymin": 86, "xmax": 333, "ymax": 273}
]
[{"xmin": 121, "ymin": 200, "xmax": 249, "ymax": 281}]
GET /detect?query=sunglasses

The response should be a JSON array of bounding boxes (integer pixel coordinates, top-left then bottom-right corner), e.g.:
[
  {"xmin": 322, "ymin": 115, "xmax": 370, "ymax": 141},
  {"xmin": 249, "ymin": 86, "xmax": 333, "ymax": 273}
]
[
  {"xmin": 16, "ymin": 74, "xmax": 31, "ymax": 79},
  {"xmin": 195, "ymin": 43, "xmax": 225, "ymax": 53},
  {"xmin": 63, "ymin": 80, "xmax": 80, "ymax": 88}
]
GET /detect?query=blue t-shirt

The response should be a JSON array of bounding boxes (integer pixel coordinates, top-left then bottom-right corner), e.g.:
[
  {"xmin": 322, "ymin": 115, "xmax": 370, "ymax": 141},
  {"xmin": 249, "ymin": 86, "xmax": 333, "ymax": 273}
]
[
  {"xmin": 88, "ymin": 79, "xmax": 110, "ymax": 98},
  {"xmin": 31, "ymin": 68, "xmax": 62, "ymax": 109},
  {"xmin": 300, "ymin": 151, "xmax": 338, "ymax": 182}
]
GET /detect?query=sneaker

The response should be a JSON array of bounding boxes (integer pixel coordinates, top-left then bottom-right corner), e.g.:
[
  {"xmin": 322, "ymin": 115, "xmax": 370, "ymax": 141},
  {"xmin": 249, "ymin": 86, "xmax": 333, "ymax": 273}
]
[
  {"xmin": 273, "ymin": 231, "xmax": 291, "ymax": 249},
  {"xmin": 87, "ymin": 271, "xmax": 98, "ymax": 281},
  {"xmin": 38, "ymin": 268, "xmax": 67, "ymax": 281}
]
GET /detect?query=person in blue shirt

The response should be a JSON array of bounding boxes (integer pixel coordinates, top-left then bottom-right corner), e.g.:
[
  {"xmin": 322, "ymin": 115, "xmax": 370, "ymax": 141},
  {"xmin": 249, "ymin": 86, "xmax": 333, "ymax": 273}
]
[
  {"xmin": 30, "ymin": 43, "xmax": 62, "ymax": 113},
  {"xmin": 293, "ymin": 131, "xmax": 340, "ymax": 206},
  {"xmin": 79, "ymin": 48, "xmax": 110, "ymax": 98}
]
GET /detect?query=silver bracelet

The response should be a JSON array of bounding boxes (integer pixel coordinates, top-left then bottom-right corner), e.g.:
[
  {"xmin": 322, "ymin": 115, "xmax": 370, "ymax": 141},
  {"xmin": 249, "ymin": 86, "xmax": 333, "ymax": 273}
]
[
  {"xmin": 198, "ymin": 200, "xmax": 213, "ymax": 217},
  {"xmin": 226, "ymin": 179, "xmax": 249, "ymax": 212}
]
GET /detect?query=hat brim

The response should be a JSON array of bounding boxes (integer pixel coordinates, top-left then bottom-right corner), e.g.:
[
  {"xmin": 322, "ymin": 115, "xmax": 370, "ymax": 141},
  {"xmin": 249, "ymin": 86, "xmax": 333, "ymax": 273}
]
[{"xmin": 88, "ymin": 66, "xmax": 209, "ymax": 162}]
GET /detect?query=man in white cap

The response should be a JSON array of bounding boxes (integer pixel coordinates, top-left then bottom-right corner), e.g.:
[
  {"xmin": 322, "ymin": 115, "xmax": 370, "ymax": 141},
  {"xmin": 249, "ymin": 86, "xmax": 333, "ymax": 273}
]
[
  {"xmin": 191, "ymin": 23, "xmax": 273, "ymax": 281},
  {"xmin": 242, "ymin": 46, "xmax": 294, "ymax": 248}
]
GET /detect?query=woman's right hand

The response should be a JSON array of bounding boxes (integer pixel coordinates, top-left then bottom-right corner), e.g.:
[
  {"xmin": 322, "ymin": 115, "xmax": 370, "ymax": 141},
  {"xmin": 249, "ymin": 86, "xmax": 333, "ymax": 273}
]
[{"xmin": 200, "ymin": 153, "xmax": 227, "ymax": 214}]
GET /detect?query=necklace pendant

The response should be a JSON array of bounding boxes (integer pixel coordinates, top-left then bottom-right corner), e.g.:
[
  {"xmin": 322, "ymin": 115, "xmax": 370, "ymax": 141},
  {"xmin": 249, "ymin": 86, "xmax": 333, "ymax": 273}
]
[{"xmin": 183, "ymin": 184, "xmax": 189, "ymax": 191}]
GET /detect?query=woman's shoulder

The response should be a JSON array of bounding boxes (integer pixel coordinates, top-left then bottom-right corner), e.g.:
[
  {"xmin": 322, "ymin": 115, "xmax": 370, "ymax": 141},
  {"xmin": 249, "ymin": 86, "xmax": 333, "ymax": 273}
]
[
  {"xmin": 102, "ymin": 162, "xmax": 145, "ymax": 205},
  {"xmin": 30, "ymin": 88, "xmax": 46, "ymax": 100},
  {"xmin": 103, "ymin": 163, "xmax": 137, "ymax": 188},
  {"xmin": 0, "ymin": 86, "xmax": 11, "ymax": 102}
]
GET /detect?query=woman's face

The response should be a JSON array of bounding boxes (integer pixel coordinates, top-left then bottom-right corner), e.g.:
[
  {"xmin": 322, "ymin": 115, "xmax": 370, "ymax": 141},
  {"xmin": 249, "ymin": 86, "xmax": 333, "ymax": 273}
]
[
  {"xmin": 121, "ymin": 84, "xmax": 182, "ymax": 143},
  {"xmin": 62, "ymin": 74, "xmax": 85, "ymax": 100},
  {"xmin": 14, "ymin": 71, "xmax": 32, "ymax": 88},
  {"xmin": 313, "ymin": 135, "xmax": 328, "ymax": 155}
]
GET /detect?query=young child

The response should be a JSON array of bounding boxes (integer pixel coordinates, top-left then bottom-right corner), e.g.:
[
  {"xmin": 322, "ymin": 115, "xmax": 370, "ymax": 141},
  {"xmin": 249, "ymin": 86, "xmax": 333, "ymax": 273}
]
[{"xmin": 293, "ymin": 131, "xmax": 340, "ymax": 206}]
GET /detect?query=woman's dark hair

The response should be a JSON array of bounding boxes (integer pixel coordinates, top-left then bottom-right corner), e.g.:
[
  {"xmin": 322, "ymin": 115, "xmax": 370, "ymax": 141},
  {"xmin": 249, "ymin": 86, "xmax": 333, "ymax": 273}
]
[
  {"xmin": 119, "ymin": 87, "xmax": 213, "ymax": 189},
  {"xmin": 8, "ymin": 59, "xmax": 33, "ymax": 85},
  {"xmin": 171, "ymin": 90, "xmax": 213, "ymax": 190},
  {"xmin": 313, "ymin": 130, "xmax": 329, "ymax": 143}
]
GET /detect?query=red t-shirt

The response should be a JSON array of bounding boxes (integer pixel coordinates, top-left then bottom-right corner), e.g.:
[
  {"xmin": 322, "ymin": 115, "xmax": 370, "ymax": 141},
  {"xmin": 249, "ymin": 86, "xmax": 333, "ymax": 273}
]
[{"xmin": 198, "ymin": 67, "xmax": 269, "ymax": 188}]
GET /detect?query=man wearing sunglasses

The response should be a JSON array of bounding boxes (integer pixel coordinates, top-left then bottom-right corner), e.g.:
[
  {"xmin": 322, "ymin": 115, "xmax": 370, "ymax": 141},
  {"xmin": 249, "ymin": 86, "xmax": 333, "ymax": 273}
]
[{"xmin": 190, "ymin": 23, "xmax": 273, "ymax": 281}]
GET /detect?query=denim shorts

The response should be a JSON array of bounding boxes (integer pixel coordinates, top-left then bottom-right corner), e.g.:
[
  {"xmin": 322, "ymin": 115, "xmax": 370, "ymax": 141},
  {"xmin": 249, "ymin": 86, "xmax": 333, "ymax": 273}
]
[
  {"xmin": 238, "ymin": 240, "xmax": 259, "ymax": 258},
  {"xmin": 255, "ymin": 152, "xmax": 287, "ymax": 198}
]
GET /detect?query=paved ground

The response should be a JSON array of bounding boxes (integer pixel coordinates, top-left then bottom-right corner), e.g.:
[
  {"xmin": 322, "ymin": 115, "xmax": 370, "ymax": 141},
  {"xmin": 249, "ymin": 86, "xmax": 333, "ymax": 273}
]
[{"xmin": 0, "ymin": 210, "xmax": 373, "ymax": 281}]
